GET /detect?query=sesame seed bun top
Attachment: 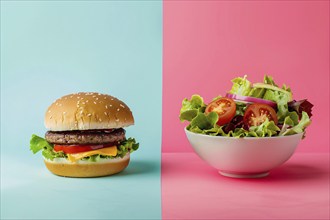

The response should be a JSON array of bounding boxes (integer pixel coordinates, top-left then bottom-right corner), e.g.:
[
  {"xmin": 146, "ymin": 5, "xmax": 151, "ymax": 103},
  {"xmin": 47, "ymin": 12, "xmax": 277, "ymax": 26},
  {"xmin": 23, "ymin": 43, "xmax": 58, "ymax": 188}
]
[{"xmin": 44, "ymin": 92, "xmax": 134, "ymax": 131}]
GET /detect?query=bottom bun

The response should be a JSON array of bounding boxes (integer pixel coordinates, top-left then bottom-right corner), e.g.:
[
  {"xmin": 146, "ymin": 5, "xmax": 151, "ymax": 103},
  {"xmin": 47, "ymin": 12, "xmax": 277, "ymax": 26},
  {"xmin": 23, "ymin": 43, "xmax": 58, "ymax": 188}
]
[{"xmin": 44, "ymin": 154, "xmax": 130, "ymax": 178}]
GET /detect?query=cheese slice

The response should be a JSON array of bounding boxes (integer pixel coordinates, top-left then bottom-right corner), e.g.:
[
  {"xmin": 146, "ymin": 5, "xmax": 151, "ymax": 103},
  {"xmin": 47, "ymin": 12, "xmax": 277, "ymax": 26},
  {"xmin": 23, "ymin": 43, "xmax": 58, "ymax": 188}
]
[{"xmin": 67, "ymin": 146, "xmax": 117, "ymax": 163}]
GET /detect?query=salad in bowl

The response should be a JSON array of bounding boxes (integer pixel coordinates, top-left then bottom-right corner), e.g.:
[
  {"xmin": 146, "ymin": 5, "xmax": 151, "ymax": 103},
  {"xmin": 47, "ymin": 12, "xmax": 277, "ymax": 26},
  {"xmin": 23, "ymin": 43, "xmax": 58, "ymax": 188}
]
[{"xmin": 180, "ymin": 75, "xmax": 313, "ymax": 178}]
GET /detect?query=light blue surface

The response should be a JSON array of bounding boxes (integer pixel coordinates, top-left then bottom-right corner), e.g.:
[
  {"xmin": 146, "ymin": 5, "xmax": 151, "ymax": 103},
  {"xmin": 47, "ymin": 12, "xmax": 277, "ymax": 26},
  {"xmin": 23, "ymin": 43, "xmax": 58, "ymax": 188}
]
[{"xmin": 1, "ymin": 1, "xmax": 162, "ymax": 219}]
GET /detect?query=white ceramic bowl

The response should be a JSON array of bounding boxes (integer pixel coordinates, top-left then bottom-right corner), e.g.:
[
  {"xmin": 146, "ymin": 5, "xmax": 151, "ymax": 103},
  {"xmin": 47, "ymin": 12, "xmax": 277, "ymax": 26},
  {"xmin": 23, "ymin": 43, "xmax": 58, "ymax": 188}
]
[{"xmin": 185, "ymin": 128, "xmax": 303, "ymax": 178}]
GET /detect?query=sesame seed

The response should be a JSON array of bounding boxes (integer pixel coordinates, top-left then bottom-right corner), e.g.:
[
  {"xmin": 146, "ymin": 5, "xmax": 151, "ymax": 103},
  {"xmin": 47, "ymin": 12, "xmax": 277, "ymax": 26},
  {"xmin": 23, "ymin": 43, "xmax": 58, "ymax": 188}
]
[
  {"xmin": 111, "ymin": 98, "xmax": 114, "ymax": 100},
  {"xmin": 109, "ymin": 104, "xmax": 112, "ymax": 107},
  {"xmin": 117, "ymin": 108, "xmax": 120, "ymax": 111},
  {"xmin": 120, "ymin": 104, "xmax": 125, "ymax": 108},
  {"xmin": 94, "ymin": 101, "xmax": 97, "ymax": 104},
  {"xmin": 86, "ymin": 100, "xmax": 89, "ymax": 103},
  {"xmin": 116, "ymin": 119, "xmax": 119, "ymax": 122},
  {"xmin": 96, "ymin": 98, "xmax": 99, "ymax": 100},
  {"xmin": 104, "ymin": 112, "xmax": 108, "ymax": 115},
  {"xmin": 80, "ymin": 111, "xmax": 83, "ymax": 114},
  {"xmin": 105, "ymin": 105, "xmax": 108, "ymax": 109},
  {"xmin": 48, "ymin": 110, "xmax": 51, "ymax": 113},
  {"xmin": 104, "ymin": 97, "xmax": 107, "ymax": 99},
  {"xmin": 49, "ymin": 116, "xmax": 53, "ymax": 119},
  {"xmin": 87, "ymin": 113, "xmax": 92, "ymax": 116},
  {"xmin": 99, "ymin": 118, "xmax": 102, "ymax": 122}
]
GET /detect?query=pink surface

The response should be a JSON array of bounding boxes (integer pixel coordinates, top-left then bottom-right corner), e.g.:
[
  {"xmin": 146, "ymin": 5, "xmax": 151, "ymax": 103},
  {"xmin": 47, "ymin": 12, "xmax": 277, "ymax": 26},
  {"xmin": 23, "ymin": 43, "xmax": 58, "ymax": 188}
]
[
  {"xmin": 163, "ymin": 1, "xmax": 329, "ymax": 152},
  {"xmin": 162, "ymin": 153, "xmax": 330, "ymax": 219}
]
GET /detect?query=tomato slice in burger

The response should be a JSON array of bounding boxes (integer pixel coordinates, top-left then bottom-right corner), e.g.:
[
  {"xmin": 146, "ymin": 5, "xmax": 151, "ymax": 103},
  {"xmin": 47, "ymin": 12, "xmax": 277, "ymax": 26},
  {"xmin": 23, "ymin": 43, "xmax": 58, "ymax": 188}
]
[
  {"xmin": 243, "ymin": 103, "xmax": 278, "ymax": 126},
  {"xmin": 205, "ymin": 97, "xmax": 236, "ymax": 126},
  {"xmin": 54, "ymin": 144, "xmax": 110, "ymax": 154}
]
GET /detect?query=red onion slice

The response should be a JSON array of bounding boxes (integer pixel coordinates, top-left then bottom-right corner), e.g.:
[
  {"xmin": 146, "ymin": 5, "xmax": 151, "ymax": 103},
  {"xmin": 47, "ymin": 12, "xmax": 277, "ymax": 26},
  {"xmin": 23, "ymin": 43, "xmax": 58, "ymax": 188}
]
[{"xmin": 226, "ymin": 93, "xmax": 277, "ymax": 108}]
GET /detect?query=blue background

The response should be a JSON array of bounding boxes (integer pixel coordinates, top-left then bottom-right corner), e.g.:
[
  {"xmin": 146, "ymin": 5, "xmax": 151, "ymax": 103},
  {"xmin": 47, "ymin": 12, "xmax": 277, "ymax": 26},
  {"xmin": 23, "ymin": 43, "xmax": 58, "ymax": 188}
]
[{"xmin": 1, "ymin": 1, "xmax": 162, "ymax": 219}]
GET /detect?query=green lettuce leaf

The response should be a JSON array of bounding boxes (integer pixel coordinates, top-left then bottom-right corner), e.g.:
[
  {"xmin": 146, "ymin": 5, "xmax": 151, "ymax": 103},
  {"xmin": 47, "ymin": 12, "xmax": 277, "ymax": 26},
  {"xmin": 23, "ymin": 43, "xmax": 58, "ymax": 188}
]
[
  {"xmin": 180, "ymin": 95, "xmax": 206, "ymax": 122},
  {"xmin": 187, "ymin": 118, "xmax": 282, "ymax": 138},
  {"xmin": 263, "ymin": 75, "xmax": 278, "ymax": 86},
  {"xmin": 281, "ymin": 111, "xmax": 311, "ymax": 136},
  {"xmin": 247, "ymin": 87, "xmax": 265, "ymax": 98},
  {"xmin": 264, "ymin": 89, "xmax": 290, "ymax": 122},
  {"xmin": 279, "ymin": 116, "xmax": 294, "ymax": 136},
  {"xmin": 219, "ymin": 128, "xmax": 247, "ymax": 138},
  {"xmin": 287, "ymin": 111, "xmax": 299, "ymax": 125},
  {"xmin": 235, "ymin": 102, "xmax": 247, "ymax": 116},
  {"xmin": 228, "ymin": 75, "xmax": 252, "ymax": 96},
  {"xmin": 187, "ymin": 122, "xmax": 281, "ymax": 138},
  {"xmin": 187, "ymin": 125, "xmax": 244, "ymax": 137},
  {"xmin": 248, "ymin": 119, "xmax": 281, "ymax": 137},
  {"xmin": 189, "ymin": 112, "xmax": 218, "ymax": 130},
  {"xmin": 30, "ymin": 134, "xmax": 52, "ymax": 154},
  {"xmin": 30, "ymin": 134, "xmax": 66, "ymax": 160},
  {"xmin": 120, "ymin": 137, "xmax": 139, "ymax": 153}
]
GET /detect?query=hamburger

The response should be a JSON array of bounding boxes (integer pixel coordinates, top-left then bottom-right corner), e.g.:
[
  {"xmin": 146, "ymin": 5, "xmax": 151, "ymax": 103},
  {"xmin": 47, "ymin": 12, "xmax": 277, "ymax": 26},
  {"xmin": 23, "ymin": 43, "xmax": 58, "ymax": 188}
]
[{"xmin": 30, "ymin": 92, "xmax": 139, "ymax": 177}]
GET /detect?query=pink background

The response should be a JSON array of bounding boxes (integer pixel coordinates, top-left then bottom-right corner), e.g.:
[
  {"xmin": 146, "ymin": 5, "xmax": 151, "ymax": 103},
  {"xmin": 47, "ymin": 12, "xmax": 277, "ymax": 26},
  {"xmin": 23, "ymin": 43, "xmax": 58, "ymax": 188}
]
[
  {"xmin": 162, "ymin": 2, "xmax": 329, "ymax": 219},
  {"xmin": 162, "ymin": 153, "xmax": 329, "ymax": 219},
  {"xmin": 163, "ymin": 1, "xmax": 329, "ymax": 153}
]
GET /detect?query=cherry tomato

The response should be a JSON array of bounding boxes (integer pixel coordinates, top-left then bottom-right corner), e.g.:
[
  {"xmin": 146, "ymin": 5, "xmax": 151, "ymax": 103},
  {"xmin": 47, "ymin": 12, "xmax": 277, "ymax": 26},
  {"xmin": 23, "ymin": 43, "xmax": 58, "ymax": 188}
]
[
  {"xmin": 205, "ymin": 97, "xmax": 236, "ymax": 126},
  {"xmin": 243, "ymin": 103, "xmax": 278, "ymax": 126},
  {"xmin": 54, "ymin": 144, "xmax": 112, "ymax": 154}
]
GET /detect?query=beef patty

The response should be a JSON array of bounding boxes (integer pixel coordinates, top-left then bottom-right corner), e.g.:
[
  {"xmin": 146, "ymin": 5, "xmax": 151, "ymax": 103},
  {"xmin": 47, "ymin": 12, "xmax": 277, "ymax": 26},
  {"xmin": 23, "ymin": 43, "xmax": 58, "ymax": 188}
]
[{"xmin": 45, "ymin": 128, "xmax": 126, "ymax": 145}]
